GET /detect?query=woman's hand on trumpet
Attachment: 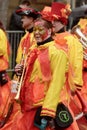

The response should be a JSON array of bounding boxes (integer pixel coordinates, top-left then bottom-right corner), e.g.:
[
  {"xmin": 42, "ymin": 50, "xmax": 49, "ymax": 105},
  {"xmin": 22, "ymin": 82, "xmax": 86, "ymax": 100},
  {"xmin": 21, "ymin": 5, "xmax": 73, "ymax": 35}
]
[{"xmin": 14, "ymin": 64, "xmax": 24, "ymax": 76}]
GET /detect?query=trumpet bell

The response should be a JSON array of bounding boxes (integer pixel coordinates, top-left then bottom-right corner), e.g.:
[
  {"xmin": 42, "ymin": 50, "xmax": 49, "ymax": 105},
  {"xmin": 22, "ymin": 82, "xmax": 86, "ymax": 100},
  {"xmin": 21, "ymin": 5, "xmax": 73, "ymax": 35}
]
[
  {"xmin": 71, "ymin": 25, "xmax": 87, "ymax": 60},
  {"xmin": 71, "ymin": 25, "xmax": 87, "ymax": 42}
]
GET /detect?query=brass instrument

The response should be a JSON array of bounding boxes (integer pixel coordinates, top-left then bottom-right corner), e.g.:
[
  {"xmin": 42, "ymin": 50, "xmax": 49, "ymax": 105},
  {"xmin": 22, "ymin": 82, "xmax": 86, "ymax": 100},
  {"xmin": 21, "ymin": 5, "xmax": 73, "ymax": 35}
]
[
  {"xmin": 71, "ymin": 25, "xmax": 87, "ymax": 60},
  {"xmin": 14, "ymin": 47, "xmax": 27, "ymax": 101}
]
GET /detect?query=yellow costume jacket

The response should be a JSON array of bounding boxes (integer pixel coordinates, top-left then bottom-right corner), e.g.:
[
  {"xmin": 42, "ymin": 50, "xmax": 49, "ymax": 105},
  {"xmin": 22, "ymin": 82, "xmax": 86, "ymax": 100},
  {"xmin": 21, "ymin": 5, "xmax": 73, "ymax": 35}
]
[
  {"xmin": 20, "ymin": 40, "xmax": 68, "ymax": 118},
  {"xmin": 54, "ymin": 32, "xmax": 83, "ymax": 91}
]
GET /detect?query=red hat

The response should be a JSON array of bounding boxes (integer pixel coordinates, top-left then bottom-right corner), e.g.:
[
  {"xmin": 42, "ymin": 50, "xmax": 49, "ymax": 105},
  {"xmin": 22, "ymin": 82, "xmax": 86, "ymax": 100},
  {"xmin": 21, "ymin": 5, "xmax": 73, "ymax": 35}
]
[
  {"xmin": 16, "ymin": 7, "xmax": 39, "ymax": 20},
  {"xmin": 51, "ymin": 2, "xmax": 71, "ymax": 25},
  {"xmin": 40, "ymin": 6, "xmax": 54, "ymax": 22}
]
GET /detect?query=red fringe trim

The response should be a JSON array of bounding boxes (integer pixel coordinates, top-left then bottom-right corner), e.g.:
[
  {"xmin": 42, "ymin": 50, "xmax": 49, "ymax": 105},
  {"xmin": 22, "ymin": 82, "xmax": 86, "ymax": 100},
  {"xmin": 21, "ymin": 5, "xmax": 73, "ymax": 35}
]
[
  {"xmin": 41, "ymin": 112, "xmax": 55, "ymax": 117},
  {"xmin": 42, "ymin": 108, "xmax": 56, "ymax": 113}
]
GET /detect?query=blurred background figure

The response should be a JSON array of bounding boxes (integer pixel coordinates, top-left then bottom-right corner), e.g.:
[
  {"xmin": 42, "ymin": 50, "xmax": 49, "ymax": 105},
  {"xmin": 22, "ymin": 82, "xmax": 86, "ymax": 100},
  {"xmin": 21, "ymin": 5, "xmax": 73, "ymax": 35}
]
[{"xmin": 9, "ymin": 0, "xmax": 31, "ymax": 31}]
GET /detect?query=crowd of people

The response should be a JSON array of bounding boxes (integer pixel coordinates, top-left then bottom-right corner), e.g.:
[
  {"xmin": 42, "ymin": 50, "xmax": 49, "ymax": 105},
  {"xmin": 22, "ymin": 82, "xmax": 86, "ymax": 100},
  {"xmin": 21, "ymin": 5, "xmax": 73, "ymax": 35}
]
[{"xmin": 0, "ymin": 0, "xmax": 87, "ymax": 130}]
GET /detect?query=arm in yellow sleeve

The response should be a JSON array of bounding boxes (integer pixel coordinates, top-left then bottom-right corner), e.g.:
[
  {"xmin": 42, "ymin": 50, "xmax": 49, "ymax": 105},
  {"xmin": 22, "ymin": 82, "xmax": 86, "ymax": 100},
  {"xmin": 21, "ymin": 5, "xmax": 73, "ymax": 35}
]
[
  {"xmin": 66, "ymin": 36, "xmax": 83, "ymax": 88},
  {"xmin": 73, "ymin": 38, "xmax": 83, "ymax": 86}
]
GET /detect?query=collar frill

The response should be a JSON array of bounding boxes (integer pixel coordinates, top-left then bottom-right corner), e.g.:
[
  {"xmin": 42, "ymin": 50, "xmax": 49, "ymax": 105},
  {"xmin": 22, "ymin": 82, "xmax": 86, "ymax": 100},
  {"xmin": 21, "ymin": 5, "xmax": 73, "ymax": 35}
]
[{"xmin": 54, "ymin": 32, "xmax": 71, "ymax": 53}]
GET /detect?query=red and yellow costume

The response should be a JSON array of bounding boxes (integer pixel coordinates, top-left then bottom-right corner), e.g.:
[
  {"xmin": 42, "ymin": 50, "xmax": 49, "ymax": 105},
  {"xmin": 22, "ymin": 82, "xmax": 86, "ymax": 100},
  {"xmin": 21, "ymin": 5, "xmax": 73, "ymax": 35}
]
[
  {"xmin": 0, "ymin": 4, "xmax": 84, "ymax": 130},
  {"xmin": 0, "ymin": 28, "xmax": 11, "ymax": 118},
  {"xmin": 54, "ymin": 32, "xmax": 83, "ymax": 130},
  {"xmin": 77, "ymin": 18, "xmax": 87, "ymax": 93},
  {"xmin": 0, "ymin": 29, "xmax": 21, "ymax": 130},
  {"xmin": 51, "ymin": 2, "xmax": 84, "ymax": 130},
  {"xmin": 16, "ymin": 7, "xmax": 39, "ymax": 64},
  {"xmin": 0, "ymin": 29, "xmax": 10, "ymax": 71},
  {"xmin": 54, "ymin": 32, "xmax": 83, "ymax": 90},
  {"xmin": 16, "ymin": 30, "xmax": 35, "ymax": 64},
  {"xmin": 74, "ymin": 18, "xmax": 87, "ymax": 130},
  {"xmin": 11, "ymin": 40, "xmax": 69, "ymax": 130},
  {"xmin": 0, "ymin": 29, "xmax": 35, "ymax": 130}
]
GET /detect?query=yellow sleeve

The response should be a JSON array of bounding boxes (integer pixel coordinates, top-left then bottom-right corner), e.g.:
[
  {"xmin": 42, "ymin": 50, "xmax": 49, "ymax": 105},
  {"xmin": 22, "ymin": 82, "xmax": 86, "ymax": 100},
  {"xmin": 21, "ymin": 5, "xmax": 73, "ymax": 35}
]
[
  {"xmin": 41, "ymin": 48, "xmax": 68, "ymax": 118},
  {"xmin": 66, "ymin": 35, "xmax": 83, "ymax": 89}
]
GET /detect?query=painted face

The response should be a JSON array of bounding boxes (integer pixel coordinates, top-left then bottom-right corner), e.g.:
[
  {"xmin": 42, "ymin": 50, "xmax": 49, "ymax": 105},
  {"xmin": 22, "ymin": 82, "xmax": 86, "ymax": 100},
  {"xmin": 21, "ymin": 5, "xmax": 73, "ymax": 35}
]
[{"xmin": 33, "ymin": 20, "xmax": 50, "ymax": 43}]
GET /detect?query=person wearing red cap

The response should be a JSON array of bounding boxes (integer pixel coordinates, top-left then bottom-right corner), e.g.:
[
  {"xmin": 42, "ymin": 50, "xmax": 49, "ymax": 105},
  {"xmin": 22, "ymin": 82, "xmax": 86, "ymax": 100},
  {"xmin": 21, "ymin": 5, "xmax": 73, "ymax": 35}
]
[
  {"xmin": 13, "ymin": 7, "xmax": 40, "ymax": 81},
  {"xmin": 51, "ymin": 2, "xmax": 86, "ymax": 130},
  {"xmin": 0, "ymin": 7, "xmax": 40, "ymax": 130},
  {"xmin": 15, "ymin": 7, "xmax": 40, "ymax": 64},
  {"xmin": 11, "ymin": 8, "xmax": 70, "ymax": 130}
]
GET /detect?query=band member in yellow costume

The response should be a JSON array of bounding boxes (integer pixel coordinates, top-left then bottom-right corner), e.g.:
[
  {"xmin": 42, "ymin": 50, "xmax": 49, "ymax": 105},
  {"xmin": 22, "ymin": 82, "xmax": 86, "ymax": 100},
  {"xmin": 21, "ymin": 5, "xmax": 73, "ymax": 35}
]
[
  {"xmin": 12, "ymin": 9, "xmax": 70, "ymax": 130},
  {"xmin": 51, "ymin": 2, "xmax": 85, "ymax": 130}
]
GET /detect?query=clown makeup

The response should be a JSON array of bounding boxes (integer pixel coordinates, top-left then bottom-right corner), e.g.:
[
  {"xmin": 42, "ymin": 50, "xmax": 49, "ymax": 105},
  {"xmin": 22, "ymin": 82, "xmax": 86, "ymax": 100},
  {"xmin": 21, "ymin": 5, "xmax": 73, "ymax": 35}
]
[{"xmin": 33, "ymin": 20, "xmax": 51, "ymax": 43}]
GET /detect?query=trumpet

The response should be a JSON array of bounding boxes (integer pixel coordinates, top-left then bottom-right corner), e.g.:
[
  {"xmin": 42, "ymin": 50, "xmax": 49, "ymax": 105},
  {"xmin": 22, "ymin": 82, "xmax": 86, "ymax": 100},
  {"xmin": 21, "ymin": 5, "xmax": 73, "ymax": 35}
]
[
  {"xmin": 14, "ymin": 47, "xmax": 27, "ymax": 101},
  {"xmin": 71, "ymin": 25, "xmax": 87, "ymax": 60}
]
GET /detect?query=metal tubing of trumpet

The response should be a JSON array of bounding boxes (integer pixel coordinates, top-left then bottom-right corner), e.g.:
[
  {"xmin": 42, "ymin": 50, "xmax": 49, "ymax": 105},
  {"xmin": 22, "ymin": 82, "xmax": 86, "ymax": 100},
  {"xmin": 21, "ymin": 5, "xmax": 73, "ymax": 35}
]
[
  {"xmin": 14, "ymin": 47, "xmax": 27, "ymax": 100},
  {"xmin": 75, "ymin": 112, "xmax": 84, "ymax": 120},
  {"xmin": 75, "ymin": 28, "xmax": 87, "ymax": 42},
  {"xmin": 71, "ymin": 25, "xmax": 87, "ymax": 42},
  {"xmin": 80, "ymin": 39, "xmax": 87, "ymax": 48},
  {"xmin": 14, "ymin": 61, "xmax": 26, "ymax": 100},
  {"xmin": 71, "ymin": 25, "xmax": 87, "ymax": 60}
]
